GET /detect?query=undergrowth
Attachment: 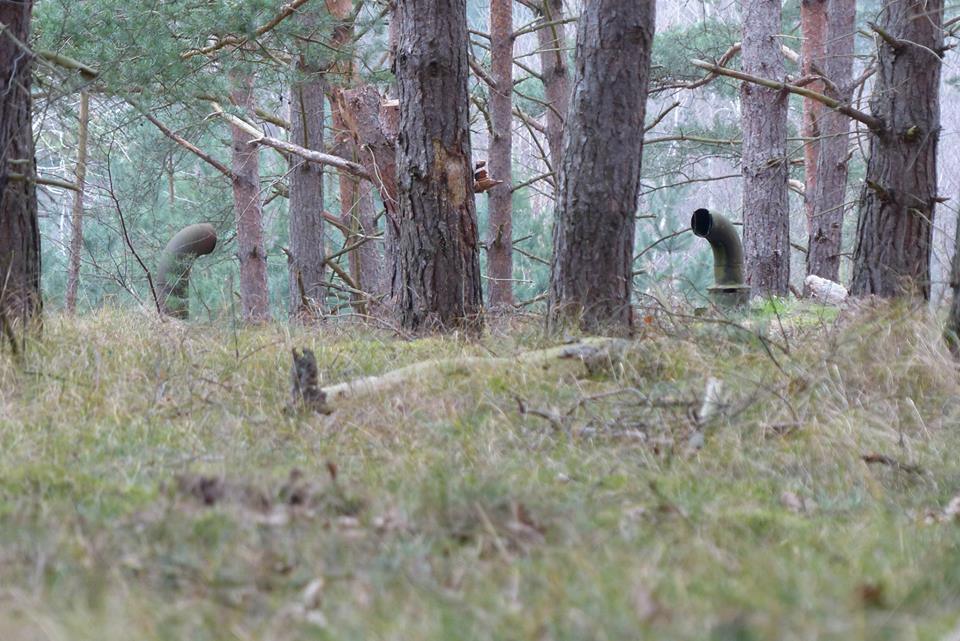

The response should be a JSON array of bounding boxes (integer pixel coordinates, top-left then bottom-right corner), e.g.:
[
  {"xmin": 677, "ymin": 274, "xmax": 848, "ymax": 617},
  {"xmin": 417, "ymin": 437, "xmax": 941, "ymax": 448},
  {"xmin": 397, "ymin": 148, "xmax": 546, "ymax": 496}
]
[{"xmin": 1, "ymin": 302, "xmax": 959, "ymax": 640}]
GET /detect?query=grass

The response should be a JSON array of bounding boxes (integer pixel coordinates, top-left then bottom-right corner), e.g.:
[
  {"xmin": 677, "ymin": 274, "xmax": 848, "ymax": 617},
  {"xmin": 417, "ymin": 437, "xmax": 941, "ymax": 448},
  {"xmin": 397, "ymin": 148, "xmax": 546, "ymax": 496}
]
[{"xmin": 1, "ymin": 302, "xmax": 960, "ymax": 640}]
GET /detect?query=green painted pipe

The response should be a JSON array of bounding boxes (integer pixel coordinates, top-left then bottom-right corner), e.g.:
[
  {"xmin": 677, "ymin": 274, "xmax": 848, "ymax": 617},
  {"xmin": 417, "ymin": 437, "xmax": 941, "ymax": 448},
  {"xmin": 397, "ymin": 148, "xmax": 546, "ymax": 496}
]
[
  {"xmin": 156, "ymin": 223, "xmax": 217, "ymax": 318},
  {"xmin": 690, "ymin": 208, "xmax": 750, "ymax": 307}
]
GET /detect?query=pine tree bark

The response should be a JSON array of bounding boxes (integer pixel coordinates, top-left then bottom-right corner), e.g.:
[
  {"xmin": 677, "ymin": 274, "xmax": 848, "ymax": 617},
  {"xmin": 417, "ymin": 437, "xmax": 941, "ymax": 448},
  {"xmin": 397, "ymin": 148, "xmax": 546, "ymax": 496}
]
[
  {"xmin": 534, "ymin": 0, "xmax": 570, "ymax": 181},
  {"xmin": 806, "ymin": 0, "xmax": 856, "ymax": 281},
  {"xmin": 740, "ymin": 0, "xmax": 790, "ymax": 296},
  {"xmin": 335, "ymin": 85, "xmax": 400, "ymax": 307},
  {"xmin": 946, "ymin": 201, "xmax": 960, "ymax": 353},
  {"xmin": 394, "ymin": 0, "xmax": 483, "ymax": 331},
  {"xmin": 547, "ymin": 1, "xmax": 655, "ymax": 333},
  {"xmin": 230, "ymin": 74, "xmax": 271, "ymax": 323},
  {"xmin": 800, "ymin": 0, "xmax": 827, "ymax": 233},
  {"xmin": 65, "ymin": 91, "xmax": 90, "ymax": 313},
  {"xmin": 325, "ymin": 0, "xmax": 383, "ymax": 315},
  {"xmin": 487, "ymin": 0, "xmax": 514, "ymax": 307},
  {"xmin": 288, "ymin": 69, "xmax": 326, "ymax": 320},
  {"xmin": 0, "ymin": 0, "xmax": 41, "ymax": 326},
  {"xmin": 850, "ymin": 0, "xmax": 942, "ymax": 299}
]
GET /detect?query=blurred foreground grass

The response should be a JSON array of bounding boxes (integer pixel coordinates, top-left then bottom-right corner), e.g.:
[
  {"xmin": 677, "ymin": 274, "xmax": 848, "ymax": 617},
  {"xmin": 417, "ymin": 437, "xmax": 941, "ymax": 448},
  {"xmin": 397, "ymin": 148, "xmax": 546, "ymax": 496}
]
[{"xmin": 1, "ymin": 302, "xmax": 959, "ymax": 640}]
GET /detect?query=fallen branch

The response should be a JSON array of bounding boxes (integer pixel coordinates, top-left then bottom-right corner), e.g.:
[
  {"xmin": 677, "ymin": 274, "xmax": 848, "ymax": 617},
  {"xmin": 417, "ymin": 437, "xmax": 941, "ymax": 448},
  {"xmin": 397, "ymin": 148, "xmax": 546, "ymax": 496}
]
[{"xmin": 320, "ymin": 338, "xmax": 628, "ymax": 405}]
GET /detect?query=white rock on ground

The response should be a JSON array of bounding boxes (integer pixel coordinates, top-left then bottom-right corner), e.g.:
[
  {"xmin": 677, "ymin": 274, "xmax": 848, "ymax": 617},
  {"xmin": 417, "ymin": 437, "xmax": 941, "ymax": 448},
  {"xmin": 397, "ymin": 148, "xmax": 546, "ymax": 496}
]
[{"xmin": 804, "ymin": 274, "xmax": 848, "ymax": 306}]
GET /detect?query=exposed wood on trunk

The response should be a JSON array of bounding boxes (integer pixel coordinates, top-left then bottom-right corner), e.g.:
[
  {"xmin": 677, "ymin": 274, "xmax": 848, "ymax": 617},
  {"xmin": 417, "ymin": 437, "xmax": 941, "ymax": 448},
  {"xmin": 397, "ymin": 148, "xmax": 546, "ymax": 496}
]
[
  {"xmin": 65, "ymin": 91, "xmax": 90, "ymax": 313},
  {"xmin": 806, "ymin": 0, "xmax": 856, "ymax": 281},
  {"xmin": 487, "ymin": 0, "xmax": 514, "ymax": 307},
  {"xmin": 395, "ymin": 0, "xmax": 483, "ymax": 332},
  {"xmin": 548, "ymin": 1, "xmax": 655, "ymax": 333},
  {"xmin": 740, "ymin": 0, "xmax": 790, "ymax": 295},
  {"xmin": 230, "ymin": 73, "xmax": 271, "ymax": 323},
  {"xmin": 850, "ymin": 0, "xmax": 943, "ymax": 299},
  {"xmin": 0, "ymin": 0, "xmax": 41, "ymax": 326}
]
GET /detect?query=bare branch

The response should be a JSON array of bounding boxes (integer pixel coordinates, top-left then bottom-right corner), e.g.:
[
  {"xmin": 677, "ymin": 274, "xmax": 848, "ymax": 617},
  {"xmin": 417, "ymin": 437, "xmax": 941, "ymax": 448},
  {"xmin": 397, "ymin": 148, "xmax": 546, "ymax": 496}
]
[
  {"xmin": 689, "ymin": 59, "xmax": 884, "ymax": 132},
  {"xmin": 137, "ymin": 106, "xmax": 238, "ymax": 181}
]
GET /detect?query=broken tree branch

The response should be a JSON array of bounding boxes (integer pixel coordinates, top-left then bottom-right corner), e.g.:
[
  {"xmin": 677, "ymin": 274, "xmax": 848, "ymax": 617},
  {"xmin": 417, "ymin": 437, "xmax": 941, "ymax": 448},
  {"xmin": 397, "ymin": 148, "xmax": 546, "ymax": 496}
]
[{"xmin": 211, "ymin": 102, "xmax": 372, "ymax": 180}]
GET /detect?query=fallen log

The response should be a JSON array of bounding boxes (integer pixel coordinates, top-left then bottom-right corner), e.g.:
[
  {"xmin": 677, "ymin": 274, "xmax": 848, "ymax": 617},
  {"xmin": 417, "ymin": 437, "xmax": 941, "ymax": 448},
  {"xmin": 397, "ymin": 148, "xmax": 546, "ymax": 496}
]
[{"xmin": 320, "ymin": 337, "xmax": 628, "ymax": 405}]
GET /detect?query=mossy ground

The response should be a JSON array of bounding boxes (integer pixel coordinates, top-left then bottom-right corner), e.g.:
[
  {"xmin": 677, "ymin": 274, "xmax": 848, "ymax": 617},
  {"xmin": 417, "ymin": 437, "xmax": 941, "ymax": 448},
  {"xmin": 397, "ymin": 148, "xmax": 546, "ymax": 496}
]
[{"xmin": 1, "ymin": 302, "xmax": 959, "ymax": 640}]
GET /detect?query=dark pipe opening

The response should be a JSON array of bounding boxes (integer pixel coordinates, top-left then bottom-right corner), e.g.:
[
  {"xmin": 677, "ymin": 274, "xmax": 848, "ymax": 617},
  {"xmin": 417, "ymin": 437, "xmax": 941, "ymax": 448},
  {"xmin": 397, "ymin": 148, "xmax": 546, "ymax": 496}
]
[{"xmin": 691, "ymin": 208, "xmax": 713, "ymax": 237}]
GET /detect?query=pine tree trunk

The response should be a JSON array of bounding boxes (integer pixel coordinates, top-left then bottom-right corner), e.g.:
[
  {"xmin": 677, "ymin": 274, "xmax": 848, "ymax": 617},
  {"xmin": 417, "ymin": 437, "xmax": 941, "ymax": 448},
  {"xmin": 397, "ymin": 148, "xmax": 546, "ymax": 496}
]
[
  {"xmin": 946, "ymin": 201, "xmax": 960, "ymax": 353},
  {"xmin": 0, "ymin": 0, "xmax": 41, "ymax": 326},
  {"xmin": 325, "ymin": 0, "xmax": 382, "ymax": 315},
  {"xmin": 288, "ymin": 70, "xmax": 326, "ymax": 320},
  {"xmin": 547, "ymin": 1, "xmax": 655, "ymax": 333},
  {"xmin": 740, "ymin": 0, "xmax": 790, "ymax": 296},
  {"xmin": 353, "ymin": 182, "xmax": 383, "ymax": 301},
  {"xmin": 65, "ymin": 91, "xmax": 89, "ymax": 313},
  {"xmin": 394, "ymin": 0, "xmax": 483, "ymax": 332},
  {"xmin": 850, "ymin": 0, "xmax": 942, "ymax": 299},
  {"xmin": 534, "ymin": 0, "xmax": 570, "ymax": 182},
  {"xmin": 800, "ymin": 0, "xmax": 826, "ymax": 234},
  {"xmin": 335, "ymin": 85, "xmax": 399, "ymax": 309},
  {"xmin": 487, "ymin": 0, "xmax": 514, "ymax": 307},
  {"xmin": 230, "ymin": 74, "xmax": 271, "ymax": 323},
  {"xmin": 806, "ymin": 0, "xmax": 856, "ymax": 282}
]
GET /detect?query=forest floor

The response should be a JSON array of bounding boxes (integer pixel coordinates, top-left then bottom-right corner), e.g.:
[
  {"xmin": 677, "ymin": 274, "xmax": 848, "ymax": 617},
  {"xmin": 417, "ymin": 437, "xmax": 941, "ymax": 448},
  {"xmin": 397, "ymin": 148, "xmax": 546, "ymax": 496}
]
[{"xmin": 1, "ymin": 301, "xmax": 959, "ymax": 640}]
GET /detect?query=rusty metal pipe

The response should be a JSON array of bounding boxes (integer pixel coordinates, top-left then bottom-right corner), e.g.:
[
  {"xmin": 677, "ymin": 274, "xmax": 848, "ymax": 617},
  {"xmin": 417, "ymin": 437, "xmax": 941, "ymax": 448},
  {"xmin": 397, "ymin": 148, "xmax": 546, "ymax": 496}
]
[
  {"xmin": 157, "ymin": 223, "xmax": 217, "ymax": 318},
  {"xmin": 690, "ymin": 208, "xmax": 750, "ymax": 307}
]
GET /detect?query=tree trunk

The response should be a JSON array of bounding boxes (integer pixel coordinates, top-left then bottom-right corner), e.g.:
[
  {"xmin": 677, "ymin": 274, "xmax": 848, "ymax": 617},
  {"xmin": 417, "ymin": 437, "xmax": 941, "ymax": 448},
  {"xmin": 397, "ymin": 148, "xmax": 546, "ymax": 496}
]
[
  {"xmin": 487, "ymin": 0, "xmax": 514, "ymax": 307},
  {"xmin": 394, "ymin": 0, "xmax": 483, "ymax": 332},
  {"xmin": 547, "ymin": 1, "xmax": 655, "ymax": 333},
  {"xmin": 65, "ymin": 91, "xmax": 90, "ymax": 313},
  {"xmin": 230, "ymin": 74, "xmax": 271, "ymax": 323},
  {"xmin": 288, "ymin": 69, "xmax": 326, "ymax": 320},
  {"xmin": 850, "ymin": 0, "xmax": 942, "ymax": 299},
  {"xmin": 945, "ymin": 198, "xmax": 960, "ymax": 353},
  {"xmin": 740, "ymin": 0, "xmax": 790, "ymax": 296},
  {"xmin": 535, "ymin": 0, "xmax": 570, "ymax": 181},
  {"xmin": 800, "ymin": 0, "xmax": 826, "ymax": 233},
  {"xmin": 0, "ymin": 0, "xmax": 41, "ymax": 327},
  {"xmin": 353, "ymin": 182, "xmax": 382, "ymax": 299},
  {"xmin": 335, "ymin": 85, "xmax": 399, "ymax": 308},
  {"xmin": 806, "ymin": 0, "xmax": 856, "ymax": 281}
]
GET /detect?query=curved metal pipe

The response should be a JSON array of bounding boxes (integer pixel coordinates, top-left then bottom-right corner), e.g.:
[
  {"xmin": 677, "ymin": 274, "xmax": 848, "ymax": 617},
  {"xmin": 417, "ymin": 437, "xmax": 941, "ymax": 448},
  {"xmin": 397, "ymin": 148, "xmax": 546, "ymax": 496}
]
[
  {"xmin": 157, "ymin": 223, "xmax": 217, "ymax": 318},
  {"xmin": 690, "ymin": 208, "xmax": 749, "ymax": 307}
]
